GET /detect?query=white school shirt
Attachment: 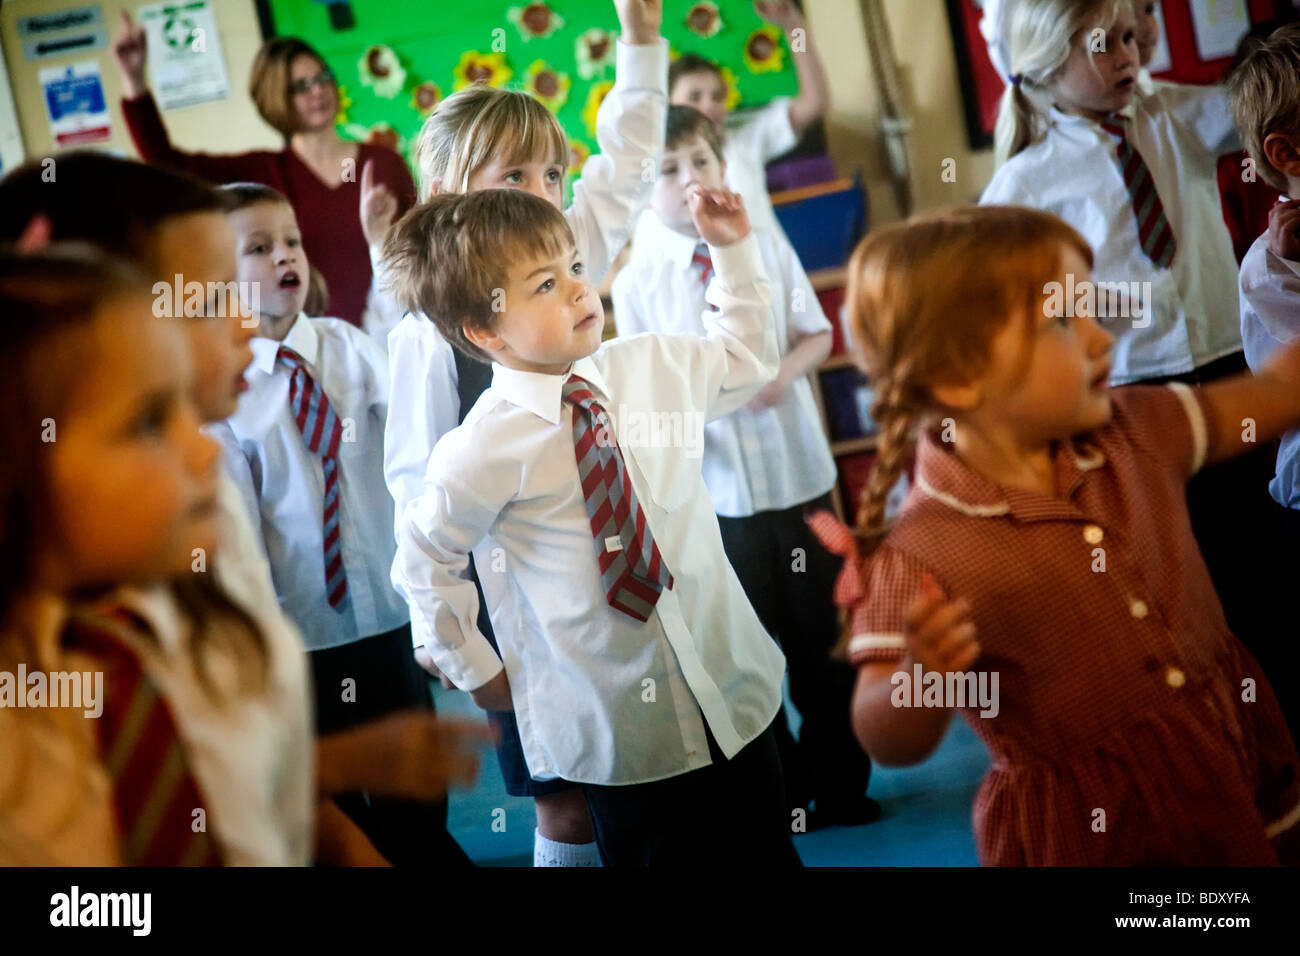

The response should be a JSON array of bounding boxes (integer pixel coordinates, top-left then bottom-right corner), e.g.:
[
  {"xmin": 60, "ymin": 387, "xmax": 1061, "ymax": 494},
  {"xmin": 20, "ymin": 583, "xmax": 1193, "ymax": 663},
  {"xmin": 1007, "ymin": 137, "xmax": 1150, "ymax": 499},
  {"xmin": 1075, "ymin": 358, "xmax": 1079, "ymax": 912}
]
[
  {"xmin": 613, "ymin": 213, "xmax": 835, "ymax": 516},
  {"xmin": 216, "ymin": 312, "xmax": 408, "ymax": 650},
  {"xmin": 980, "ymin": 86, "xmax": 1241, "ymax": 384},
  {"xmin": 723, "ymin": 96, "xmax": 797, "ymax": 235},
  {"xmin": 114, "ymin": 472, "xmax": 315, "ymax": 866},
  {"xmin": 1239, "ymin": 229, "xmax": 1300, "ymax": 507},
  {"xmin": 382, "ymin": 38, "xmax": 669, "ymax": 529},
  {"xmin": 392, "ymin": 235, "xmax": 786, "ymax": 786}
]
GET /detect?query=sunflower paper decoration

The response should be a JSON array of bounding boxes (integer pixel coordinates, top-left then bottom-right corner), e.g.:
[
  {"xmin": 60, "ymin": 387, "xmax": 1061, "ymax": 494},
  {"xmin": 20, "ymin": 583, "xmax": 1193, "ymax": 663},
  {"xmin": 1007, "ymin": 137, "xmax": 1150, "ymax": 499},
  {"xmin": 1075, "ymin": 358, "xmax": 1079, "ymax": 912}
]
[
  {"xmin": 359, "ymin": 45, "xmax": 406, "ymax": 99},
  {"xmin": 720, "ymin": 65, "xmax": 742, "ymax": 111},
  {"xmin": 524, "ymin": 61, "xmax": 570, "ymax": 112},
  {"xmin": 335, "ymin": 84, "xmax": 353, "ymax": 125},
  {"xmin": 568, "ymin": 140, "xmax": 591, "ymax": 177},
  {"xmin": 576, "ymin": 28, "xmax": 616, "ymax": 80},
  {"xmin": 411, "ymin": 81, "xmax": 441, "ymax": 117},
  {"xmin": 685, "ymin": 1, "xmax": 722, "ymax": 38},
  {"xmin": 581, "ymin": 80, "xmax": 614, "ymax": 139},
  {"xmin": 452, "ymin": 50, "xmax": 512, "ymax": 91},
  {"xmin": 743, "ymin": 26, "xmax": 785, "ymax": 74},
  {"xmin": 509, "ymin": 2, "xmax": 564, "ymax": 41},
  {"xmin": 364, "ymin": 123, "xmax": 401, "ymax": 152}
]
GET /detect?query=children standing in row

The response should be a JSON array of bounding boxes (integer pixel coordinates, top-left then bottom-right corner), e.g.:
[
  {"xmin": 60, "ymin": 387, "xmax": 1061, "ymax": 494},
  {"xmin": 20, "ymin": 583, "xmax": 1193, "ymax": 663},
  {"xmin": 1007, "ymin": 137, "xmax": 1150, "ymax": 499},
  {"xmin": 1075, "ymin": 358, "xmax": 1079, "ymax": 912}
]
[
  {"xmin": 613, "ymin": 105, "xmax": 874, "ymax": 825},
  {"xmin": 819, "ymin": 204, "xmax": 1300, "ymax": 865},
  {"xmin": 387, "ymin": 186, "xmax": 798, "ymax": 866}
]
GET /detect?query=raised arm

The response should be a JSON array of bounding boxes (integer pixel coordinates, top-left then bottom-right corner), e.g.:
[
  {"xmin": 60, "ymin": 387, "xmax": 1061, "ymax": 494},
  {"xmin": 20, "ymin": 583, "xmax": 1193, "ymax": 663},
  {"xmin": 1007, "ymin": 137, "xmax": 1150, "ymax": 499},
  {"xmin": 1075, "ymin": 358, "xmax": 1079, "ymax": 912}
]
[
  {"xmin": 112, "ymin": 9, "xmax": 268, "ymax": 182},
  {"xmin": 566, "ymin": 2, "xmax": 667, "ymax": 285},
  {"xmin": 756, "ymin": 1, "xmax": 830, "ymax": 138},
  {"xmin": 1199, "ymin": 336, "xmax": 1300, "ymax": 465}
]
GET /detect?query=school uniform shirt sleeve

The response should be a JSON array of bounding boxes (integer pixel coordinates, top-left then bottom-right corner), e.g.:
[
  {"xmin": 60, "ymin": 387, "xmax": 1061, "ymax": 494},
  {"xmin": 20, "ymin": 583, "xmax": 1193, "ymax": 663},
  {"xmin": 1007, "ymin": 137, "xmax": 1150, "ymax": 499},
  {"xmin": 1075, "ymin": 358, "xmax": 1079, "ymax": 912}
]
[
  {"xmin": 626, "ymin": 232, "xmax": 777, "ymax": 423},
  {"xmin": 727, "ymin": 96, "xmax": 798, "ymax": 164},
  {"xmin": 1240, "ymin": 233, "xmax": 1300, "ymax": 353},
  {"xmin": 566, "ymin": 38, "xmax": 668, "ymax": 286},
  {"xmin": 772, "ymin": 228, "xmax": 832, "ymax": 339},
  {"xmin": 610, "ymin": 261, "xmax": 651, "ymax": 337},
  {"xmin": 207, "ymin": 420, "xmax": 266, "ymax": 560},
  {"xmin": 361, "ymin": 247, "xmax": 409, "ymax": 351},
  {"xmin": 845, "ymin": 545, "xmax": 934, "ymax": 668},
  {"xmin": 1151, "ymin": 80, "xmax": 1239, "ymax": 158},
  {"xmin": 383, "ymin": 313, "xmax": 461, "ymax": 537},
  {"xmin": 1108, "ymin": 384, "xmax": 1209, "ymax": 482},
  {"xmin": 392, "ymin": 420, "xmax": 518, "ymax": 691}
]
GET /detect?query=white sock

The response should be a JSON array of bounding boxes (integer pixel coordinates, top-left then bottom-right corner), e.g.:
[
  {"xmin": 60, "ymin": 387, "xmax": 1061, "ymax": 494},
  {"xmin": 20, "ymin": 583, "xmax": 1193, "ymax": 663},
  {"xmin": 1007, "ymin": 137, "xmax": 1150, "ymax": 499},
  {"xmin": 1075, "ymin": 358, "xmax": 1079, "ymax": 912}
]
[{"xmin": 533, "ymin": 828, "xmax": 602, "ymax": 867}]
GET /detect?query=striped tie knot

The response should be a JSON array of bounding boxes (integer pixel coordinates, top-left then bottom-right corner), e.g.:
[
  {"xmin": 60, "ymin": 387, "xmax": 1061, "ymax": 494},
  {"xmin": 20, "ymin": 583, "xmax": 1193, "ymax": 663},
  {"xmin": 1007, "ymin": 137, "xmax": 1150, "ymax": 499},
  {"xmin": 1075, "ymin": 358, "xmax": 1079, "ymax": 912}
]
[
  {"xmin": 1099, "ymin": 116, "xmax": 1177, "ymax": 269},
  {"xmin": 561, "ymin": 374, "xmax": 673, "ymax": 623},
  {"xmin": 691, "ymin": 242, "xmax": 714, "ymax": 286},
  {"xmin": 276, "ymin": 345, "xmax": 349, "ymax": 611}
]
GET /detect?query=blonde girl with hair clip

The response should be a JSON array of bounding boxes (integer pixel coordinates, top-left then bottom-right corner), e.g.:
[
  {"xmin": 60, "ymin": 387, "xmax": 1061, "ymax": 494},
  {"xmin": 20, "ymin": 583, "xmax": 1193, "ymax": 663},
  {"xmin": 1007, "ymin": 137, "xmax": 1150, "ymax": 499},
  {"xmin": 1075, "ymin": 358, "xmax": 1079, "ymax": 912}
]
[
  {"xmin": 809, "ymin": 205, "xmax": 1300, "ymax": 865},
  {"xmin": 374, "ymin": 0, "xmax": 667, "ymax": 868}
]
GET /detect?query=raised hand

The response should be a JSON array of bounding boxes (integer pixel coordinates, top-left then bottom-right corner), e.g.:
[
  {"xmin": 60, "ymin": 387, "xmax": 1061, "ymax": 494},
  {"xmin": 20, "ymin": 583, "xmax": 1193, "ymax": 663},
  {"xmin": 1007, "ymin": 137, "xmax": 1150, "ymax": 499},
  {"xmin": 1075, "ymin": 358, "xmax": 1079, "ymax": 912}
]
[
  {"xmin": 112, "ymin": 10, "xmax": 149, "ymax": 98},
  {"xmin": 902, "ymin": 573, "xmax": 981, "ymax": 676},
  {"xmin": 359, "ymin": 160, "xmax": 399, "ymax": 250},
  {"xmin": 1267, "ymin": 198, "xmax": 1300, "ymax": 262},
  {"xmin": 614, "ymin": 0, "xmax": 663, "ymax": 46},
  {"xmin": 688, "ymin": 185, "xmax": 750, "ymax": 248},
  {"xmin": 755, "ymin": 0, "xmax": 805, "ymax": 31}
]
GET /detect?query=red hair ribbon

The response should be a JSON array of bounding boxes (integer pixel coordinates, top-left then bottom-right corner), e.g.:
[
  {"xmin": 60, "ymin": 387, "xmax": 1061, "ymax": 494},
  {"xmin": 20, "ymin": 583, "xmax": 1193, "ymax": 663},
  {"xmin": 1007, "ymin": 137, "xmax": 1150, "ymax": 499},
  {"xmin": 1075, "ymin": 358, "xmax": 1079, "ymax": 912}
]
[{"xmin": 805, "ymin": 509, "xmax": 867, "ymax": 608}]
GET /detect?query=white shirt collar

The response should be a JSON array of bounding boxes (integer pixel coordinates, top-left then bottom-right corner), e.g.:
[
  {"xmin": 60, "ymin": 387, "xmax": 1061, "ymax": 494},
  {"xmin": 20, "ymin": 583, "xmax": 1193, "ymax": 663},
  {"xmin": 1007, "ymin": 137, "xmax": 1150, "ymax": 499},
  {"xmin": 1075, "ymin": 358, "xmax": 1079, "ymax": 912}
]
[
  {"xmin": 489, "ymin": 354, "xmax": 613, "ymax": 425},
  {"xmin": 639, "ymin": 210, "xmax": 707, "ymax": 271},
  {"xmin": 249, "ymin": 312, "xmax": 313, "ymax": 375}
]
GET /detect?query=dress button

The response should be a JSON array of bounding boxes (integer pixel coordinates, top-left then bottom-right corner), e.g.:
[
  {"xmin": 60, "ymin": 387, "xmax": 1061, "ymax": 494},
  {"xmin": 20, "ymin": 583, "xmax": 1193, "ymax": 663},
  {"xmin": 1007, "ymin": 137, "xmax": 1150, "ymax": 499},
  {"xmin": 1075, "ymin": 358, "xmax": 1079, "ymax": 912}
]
[
  {"xmin": 1083, "ymin": 524, "xmax": 1104, "ymax": 545},
  {"xmin": 1165, "ymin": 667, "xmax": 1186, "ymax": 689},
  {"xmin": 1129, "ymin": 599, "xmax": 1148, "ymax": 619}
]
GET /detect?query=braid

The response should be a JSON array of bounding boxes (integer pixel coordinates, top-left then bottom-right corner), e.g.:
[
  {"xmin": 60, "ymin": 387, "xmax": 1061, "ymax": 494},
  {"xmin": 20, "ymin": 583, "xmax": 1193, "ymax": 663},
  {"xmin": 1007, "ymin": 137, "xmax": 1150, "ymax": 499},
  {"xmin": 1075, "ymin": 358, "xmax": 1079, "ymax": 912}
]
[{"xmin": 854, "ymin": 370, "xmax": 915, "ymax": 555}]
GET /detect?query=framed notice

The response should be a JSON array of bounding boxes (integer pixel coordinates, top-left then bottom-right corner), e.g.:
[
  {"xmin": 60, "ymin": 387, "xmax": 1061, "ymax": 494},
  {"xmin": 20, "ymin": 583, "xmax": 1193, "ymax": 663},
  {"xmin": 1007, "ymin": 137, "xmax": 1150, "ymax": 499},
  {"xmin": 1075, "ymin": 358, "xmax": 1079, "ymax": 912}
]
[
  {"xmin": 138, "ymin": 0, "xmax": 232, "ymax": 110},
  {"xmin": 0, "ymin": 41, "xmax": 24, "ymax": 175},
  {"xmin": 40, "ymin": 60, "xmax": 112, "ymax": 147}
]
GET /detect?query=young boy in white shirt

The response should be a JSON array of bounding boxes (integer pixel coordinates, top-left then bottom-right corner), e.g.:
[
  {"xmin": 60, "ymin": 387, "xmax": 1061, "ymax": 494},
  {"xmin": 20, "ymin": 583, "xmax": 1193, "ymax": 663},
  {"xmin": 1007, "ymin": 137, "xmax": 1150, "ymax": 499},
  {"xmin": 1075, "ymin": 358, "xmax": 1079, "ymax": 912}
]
[
  {"xmin": 386, "ymin": 186, "xmax": 800, "ymax": 865},
  {"xmin": 212, "ymin": 183, "xmax": 469, "ymax": 867},
  {"xmin": 613, "ymin": 105, "xmax": 875, "ymax": 826}
]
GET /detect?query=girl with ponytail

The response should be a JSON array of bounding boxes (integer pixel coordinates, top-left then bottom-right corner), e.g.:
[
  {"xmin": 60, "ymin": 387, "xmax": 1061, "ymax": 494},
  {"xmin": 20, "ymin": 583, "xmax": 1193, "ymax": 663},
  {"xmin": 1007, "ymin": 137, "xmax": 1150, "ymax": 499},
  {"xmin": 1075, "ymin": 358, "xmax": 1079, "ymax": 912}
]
[{"xmin": 811, "ymin": 205, "xmax": 1300, "ymax": 865}]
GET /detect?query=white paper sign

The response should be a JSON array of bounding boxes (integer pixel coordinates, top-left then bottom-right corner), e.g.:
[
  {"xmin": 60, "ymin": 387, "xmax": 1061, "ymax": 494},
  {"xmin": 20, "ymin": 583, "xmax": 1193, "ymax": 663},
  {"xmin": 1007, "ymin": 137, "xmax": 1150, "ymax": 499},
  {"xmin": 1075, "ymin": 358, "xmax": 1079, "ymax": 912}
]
[
  {"xmin": 1148, "ymin": 2, "xmax": 1173, "ymax": 74},
  {"xmin": 0, "ymin": 41, "xmax": 24, "ymax": 173},
  {"xmin": 1189, "ymin": 0, "xmax": 1251, "ymax": 61},
  {"xmin": 137, "ymin": 0, "xmax": 230, "ymax": 110},
  {"xmin": 40, "ymin": 60, "xmax": 112, "ymax": 147}
]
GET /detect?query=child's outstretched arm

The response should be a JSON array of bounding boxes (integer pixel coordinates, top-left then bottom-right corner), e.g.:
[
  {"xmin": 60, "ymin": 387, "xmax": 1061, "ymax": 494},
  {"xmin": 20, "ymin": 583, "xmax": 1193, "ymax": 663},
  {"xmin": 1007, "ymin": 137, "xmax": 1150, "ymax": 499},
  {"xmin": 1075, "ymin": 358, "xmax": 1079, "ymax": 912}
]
[
  {"xmin": 566, "ymin": 1, "xmax": 667, "ymax": 285},
  {"xmin": 756, "ymin": 1, "xmax": 830, "ymax": 137},
  {"xmin": 391, "ymin": 427, "xmax": 519, "ymax": 709},
  {"xmin": 679, "ymin": 186, "xmax": 779, "ymax": 420},
  {"xmin": 1199, "ymin": 336, "xmax": 1300, "ymax": 464},
  {"xmin": 852, "ymin": 574, "xmax": 980, "ymax": 766}
]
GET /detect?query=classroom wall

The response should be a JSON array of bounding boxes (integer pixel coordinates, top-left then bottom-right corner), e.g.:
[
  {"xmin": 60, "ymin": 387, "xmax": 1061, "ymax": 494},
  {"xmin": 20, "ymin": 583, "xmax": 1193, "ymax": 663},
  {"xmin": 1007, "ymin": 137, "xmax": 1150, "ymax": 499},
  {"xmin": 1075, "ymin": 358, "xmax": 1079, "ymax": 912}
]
[
  {"xmin": 806, "ymin": 0, "xmax": 996, "ymax": 222},
  {"xmin": 1, "ymin": 0, "xmax": 278, "ymax": 160}
]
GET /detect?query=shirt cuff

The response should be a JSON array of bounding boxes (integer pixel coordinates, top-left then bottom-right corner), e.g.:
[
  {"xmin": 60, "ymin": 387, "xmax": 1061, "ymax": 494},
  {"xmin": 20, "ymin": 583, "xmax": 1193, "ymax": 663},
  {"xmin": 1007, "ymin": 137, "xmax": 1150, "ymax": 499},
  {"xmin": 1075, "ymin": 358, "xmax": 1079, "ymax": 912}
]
[
  {"xmin": 709, "ymin": 232, "xmax": 765, "ymax": 288},
  {"xmin": 410, "ymin": 612, "xmax": 505, "ymax": 691},
  {"xmin": 1166, "ymin": 382, "xmax": 1208, "ymax": 474},
  {"xmin": 615, "ymin": 37, "xmax": 669, "ymax": 92}
]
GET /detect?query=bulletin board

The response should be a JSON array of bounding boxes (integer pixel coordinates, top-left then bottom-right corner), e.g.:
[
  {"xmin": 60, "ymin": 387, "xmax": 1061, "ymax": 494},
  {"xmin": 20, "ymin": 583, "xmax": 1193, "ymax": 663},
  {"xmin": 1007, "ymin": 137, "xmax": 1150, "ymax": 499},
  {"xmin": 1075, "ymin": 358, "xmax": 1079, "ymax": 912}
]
[
  {"xmin": 946, "ymin": 0, "xmax": 1291, "ymax": 150},
  {"xmin": 262, "ymin": 0, "xmax": 799, "ymax": 174}
]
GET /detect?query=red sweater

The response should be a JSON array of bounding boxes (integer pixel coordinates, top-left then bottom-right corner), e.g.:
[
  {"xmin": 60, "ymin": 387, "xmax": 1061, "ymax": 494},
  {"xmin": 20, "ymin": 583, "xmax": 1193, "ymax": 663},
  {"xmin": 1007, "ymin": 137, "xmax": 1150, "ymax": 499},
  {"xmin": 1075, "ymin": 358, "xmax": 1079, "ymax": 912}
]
[{"xmin": 121, "ymin": 93, "xmax": 416, "ymax": 327}]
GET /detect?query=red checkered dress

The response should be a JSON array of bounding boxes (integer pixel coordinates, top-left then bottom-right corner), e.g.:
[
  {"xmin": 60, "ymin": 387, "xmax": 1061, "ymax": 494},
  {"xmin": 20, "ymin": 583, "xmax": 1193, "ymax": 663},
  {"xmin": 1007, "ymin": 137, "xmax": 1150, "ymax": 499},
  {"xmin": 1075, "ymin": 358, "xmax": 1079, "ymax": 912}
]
[{"xmin": 836, "ymin": 385, "xmax": 1300, "ymax": 865}]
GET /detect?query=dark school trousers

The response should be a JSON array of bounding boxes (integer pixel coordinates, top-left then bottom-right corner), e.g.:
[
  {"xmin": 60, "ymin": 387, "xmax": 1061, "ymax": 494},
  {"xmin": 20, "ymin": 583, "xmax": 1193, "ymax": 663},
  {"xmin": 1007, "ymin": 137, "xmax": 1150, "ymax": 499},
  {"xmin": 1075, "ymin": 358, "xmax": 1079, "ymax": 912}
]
[
  {"xmin": 310, "ymin": 623, "xmax": 472, "ymax": 867},
  {"xmin": 716, "ymin": 492, "xmax": 872, "ymax": 814},
  {"xmin": 1141, "ymin": 351, "xmax": 1300, "ymax": 740},
  {"xmin": 581, "ymin": 721, "xmax": 802, "ymax": 867},
  {"xmin": 454, "ymin": 347, "xmax": 579, "ymax": 799}
]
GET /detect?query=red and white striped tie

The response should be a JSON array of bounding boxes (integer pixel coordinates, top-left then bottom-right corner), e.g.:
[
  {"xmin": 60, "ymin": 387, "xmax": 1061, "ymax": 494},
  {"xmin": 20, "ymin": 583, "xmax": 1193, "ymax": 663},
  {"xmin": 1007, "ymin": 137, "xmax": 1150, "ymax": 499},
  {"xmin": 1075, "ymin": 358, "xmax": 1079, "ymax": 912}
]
[
  {"xmin": 562, "ymin": 374, "xmax": 673, "ymax": 622},
  {"xmin": 1100, "ymin": 117, "xmax": 1178, "ymax": 269}
]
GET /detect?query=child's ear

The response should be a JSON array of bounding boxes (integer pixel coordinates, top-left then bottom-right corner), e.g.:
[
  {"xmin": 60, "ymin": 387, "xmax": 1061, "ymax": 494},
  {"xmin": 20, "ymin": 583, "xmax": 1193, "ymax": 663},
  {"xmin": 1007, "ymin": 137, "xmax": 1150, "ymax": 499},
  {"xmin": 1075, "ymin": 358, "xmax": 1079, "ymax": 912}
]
[
  {"xmin": 463, "ymin": 319, "xmax": 504, "ymax": 354},
  {"xmin": 1263, "ymin": 133, "xmax": 1300, "ymax": 180},
  {"xmin": 16, "ymin": 214, "xmax": 52, "ymax": 253}
]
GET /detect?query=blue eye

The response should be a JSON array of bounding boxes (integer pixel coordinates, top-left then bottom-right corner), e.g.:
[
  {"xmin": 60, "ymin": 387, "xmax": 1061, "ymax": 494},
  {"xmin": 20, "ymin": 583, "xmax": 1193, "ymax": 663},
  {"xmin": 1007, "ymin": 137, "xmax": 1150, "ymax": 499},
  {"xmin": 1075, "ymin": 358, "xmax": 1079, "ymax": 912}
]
[
  {"xmin": 571, "ymin": 261, "xmax": 584, "ymax": 276},
  {"xmin": 537, "ymin": 278, "xmax": 554, "ymax": 293}
]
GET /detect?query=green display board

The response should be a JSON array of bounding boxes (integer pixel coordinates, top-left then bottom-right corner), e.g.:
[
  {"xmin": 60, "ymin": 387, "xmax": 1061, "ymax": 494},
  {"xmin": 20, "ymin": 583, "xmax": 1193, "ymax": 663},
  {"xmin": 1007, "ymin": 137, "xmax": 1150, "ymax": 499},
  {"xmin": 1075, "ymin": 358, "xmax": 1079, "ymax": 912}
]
[{"xmin": 266, "ymin": 0, "xmax": 798, "ymax": 179}]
